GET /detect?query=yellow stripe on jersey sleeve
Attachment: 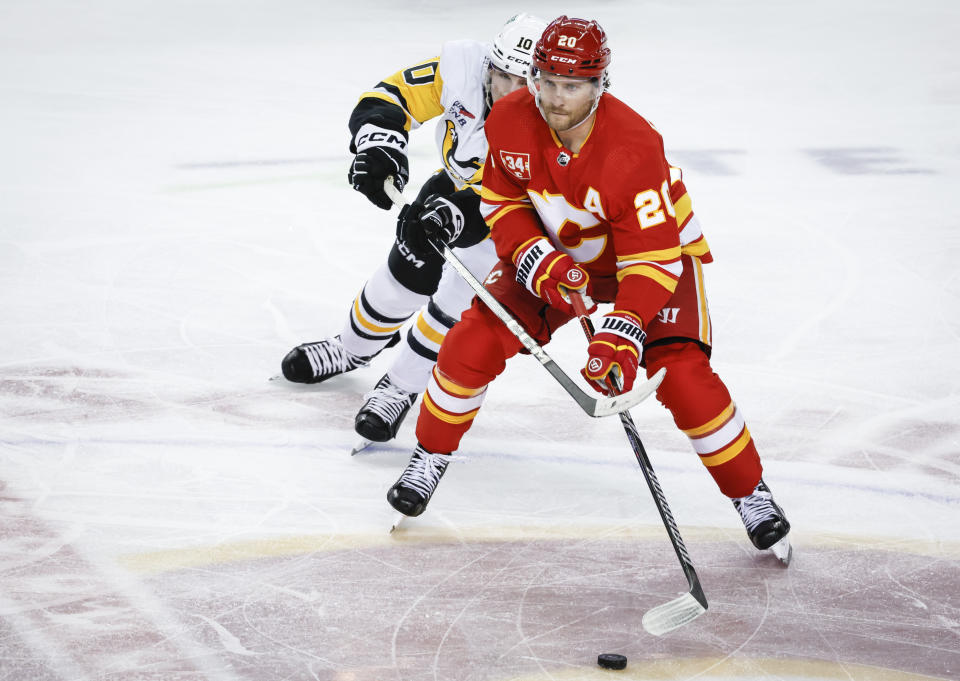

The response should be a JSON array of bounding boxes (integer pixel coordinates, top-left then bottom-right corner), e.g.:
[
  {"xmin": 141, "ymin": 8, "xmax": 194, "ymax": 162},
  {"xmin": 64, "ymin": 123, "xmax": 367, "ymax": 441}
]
[
  {"xmin": 485, "ymin": 203, "xmax": 534, "ymax": 227},
  {"xmin": 673, "ymin": 192, "xmax": 693, "ymax": 227},
  {"xmin": 480, "ymin": 186, "xmax": 529, "ymax": 203},
  {"xmin": 616, "ymin": 264, "xmax": 680, "ymax": 293},
  {"xmin": 616, "ymin": 246, "xmax": 682, "ymax": 263},
  {"xmin": 359, "ymin": 57, "xmax": 445, "ymax": 130},
  {"xmin": 511, "ymin": 236, "xmax": 543, "ymax": 263},
  {"xmin": 681, "ymin": 238, "xmax": 712, "ymax": 257}
]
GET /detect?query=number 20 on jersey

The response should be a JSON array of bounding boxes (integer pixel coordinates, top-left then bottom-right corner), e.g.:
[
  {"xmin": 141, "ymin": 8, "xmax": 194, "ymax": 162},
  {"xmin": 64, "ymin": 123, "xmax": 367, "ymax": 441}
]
[{"xmin": 634, "ymin": 180, "xmax": 676, "ymax": 229}]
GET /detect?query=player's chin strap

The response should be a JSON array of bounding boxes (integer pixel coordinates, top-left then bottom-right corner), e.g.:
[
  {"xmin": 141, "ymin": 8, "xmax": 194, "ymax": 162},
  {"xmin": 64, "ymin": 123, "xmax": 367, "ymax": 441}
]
[
  {"xmin": 568, "ymin": 291, "xmax": 707, "ymax": 635},
  {"xmin": 382, "ymin": 177, "xmax": 663, "ymax": 418}
]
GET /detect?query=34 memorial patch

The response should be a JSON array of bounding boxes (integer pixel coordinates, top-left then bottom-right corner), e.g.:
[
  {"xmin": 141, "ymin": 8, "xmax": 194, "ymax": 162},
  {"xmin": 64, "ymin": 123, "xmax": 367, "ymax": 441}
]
[{"xmin": 499, "ymin": 150, "xmax": 531, "ymax": 180}]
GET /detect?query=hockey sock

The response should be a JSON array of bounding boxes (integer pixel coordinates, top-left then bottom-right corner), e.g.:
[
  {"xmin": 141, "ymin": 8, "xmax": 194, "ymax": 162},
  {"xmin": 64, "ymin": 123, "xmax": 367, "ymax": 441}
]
[
  {"xmin": 390, "ymin": 300, "xmax": 459, "ymax": 394},
  {"xmin": 340, "ymin": 262, "xmax": 427, "ymax": 358},
  {"xmin": 644, "ymin": 342, "xmax": 762, "ymax": 498},
  {"xmin": 415, "ymin": 301, "xmax": 521, "ymax": 453}
]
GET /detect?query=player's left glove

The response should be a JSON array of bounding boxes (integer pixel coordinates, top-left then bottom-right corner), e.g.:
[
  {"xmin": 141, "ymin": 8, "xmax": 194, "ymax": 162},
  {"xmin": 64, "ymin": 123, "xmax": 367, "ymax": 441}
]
[
  {"xmin": 348, "ymin": 122, "xmax": 409, "ymax": 210},
  {"xmin": 582, "ymin": 311, "xmax": 646, "ymax": 394},
  {"xmin": 397, "ymin": 194, "xmax": 465, "ymax": 257},
  {"xmin": 514, "ymin": 237, "xmax": 589, "ymax": 315}
]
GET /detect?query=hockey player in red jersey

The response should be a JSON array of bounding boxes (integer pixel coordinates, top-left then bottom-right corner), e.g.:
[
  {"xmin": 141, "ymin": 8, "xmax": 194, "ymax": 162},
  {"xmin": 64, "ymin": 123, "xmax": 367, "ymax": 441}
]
[{"xmin": 388, "ymin": 15, "xmax": 791, "ymax": 557}]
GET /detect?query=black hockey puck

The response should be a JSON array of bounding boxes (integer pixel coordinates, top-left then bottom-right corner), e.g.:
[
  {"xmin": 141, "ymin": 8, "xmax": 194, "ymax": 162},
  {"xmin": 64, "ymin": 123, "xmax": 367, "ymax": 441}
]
[{"xmin": 597, "ymin": 653, "xmax": 627, "ymax": 670}]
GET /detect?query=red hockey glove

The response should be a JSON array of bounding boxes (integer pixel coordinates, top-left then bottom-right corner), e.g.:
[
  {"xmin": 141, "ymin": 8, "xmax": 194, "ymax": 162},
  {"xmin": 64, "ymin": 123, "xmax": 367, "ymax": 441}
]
[
  {"xmin": 514, "ymin": 237, "xmax": 588, "ymax": 314},
  {"xmin": 582, "ymin": 311, "xmax": 646, "ymax": 394}
]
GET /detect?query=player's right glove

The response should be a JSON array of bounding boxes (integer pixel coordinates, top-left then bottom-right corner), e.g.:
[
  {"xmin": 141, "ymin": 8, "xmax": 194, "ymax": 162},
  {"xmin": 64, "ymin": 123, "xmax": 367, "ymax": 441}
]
[
  {"xmin": 397, "ymin": 194, "xmax": 465, "ymax": 257},
  {"xmin": 582, "ymin": 311, "xmax": 646, "ymax": 394},
  {"xmin": 514, "ymin": 237, "xmax": 589, "ymax": 315},
  {"xmin": 348, "ymin": 123, "xmax": 409, "ymax": 210}
]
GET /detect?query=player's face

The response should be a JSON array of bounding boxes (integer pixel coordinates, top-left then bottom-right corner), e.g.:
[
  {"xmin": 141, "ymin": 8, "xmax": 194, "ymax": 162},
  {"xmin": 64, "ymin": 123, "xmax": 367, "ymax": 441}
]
[
  {"xmin": 536, "ymin": 73, "xmax": 598, "ymax": 132},
  {"xmin": 488, "ymin": 67, "xmax": 527, "ymax": 103}
]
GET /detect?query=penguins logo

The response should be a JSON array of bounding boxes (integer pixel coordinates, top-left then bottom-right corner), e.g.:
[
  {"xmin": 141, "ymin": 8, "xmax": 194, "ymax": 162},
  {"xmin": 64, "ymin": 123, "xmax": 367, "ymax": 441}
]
[{"xmin": 442, "ymin": 120, "xmax": 482, "ymax": 183}]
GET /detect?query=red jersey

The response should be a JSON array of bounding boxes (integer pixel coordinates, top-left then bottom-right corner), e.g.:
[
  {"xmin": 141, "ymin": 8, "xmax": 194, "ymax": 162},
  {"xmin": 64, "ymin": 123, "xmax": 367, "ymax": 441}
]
[{"xmin": 480, "ymin": 89, "xmax": 711, "ymax": 327}]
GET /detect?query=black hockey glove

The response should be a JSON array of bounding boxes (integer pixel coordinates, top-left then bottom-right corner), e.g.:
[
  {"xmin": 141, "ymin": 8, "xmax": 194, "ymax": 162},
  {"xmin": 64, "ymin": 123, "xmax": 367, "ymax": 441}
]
[
  {"xmin": 397, "ymin": 194, "xmax": 465, "ymax": 257},
  {"xmin": 348, "ymin": 123, "xmax": 409, "ymax": 210}
]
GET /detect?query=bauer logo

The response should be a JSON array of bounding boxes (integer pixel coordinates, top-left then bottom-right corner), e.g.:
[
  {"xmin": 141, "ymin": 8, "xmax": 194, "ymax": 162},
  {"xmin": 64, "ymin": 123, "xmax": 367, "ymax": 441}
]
[{"xmin": 499, "ymin": 150, "xmax": 531, "ymax": 180}]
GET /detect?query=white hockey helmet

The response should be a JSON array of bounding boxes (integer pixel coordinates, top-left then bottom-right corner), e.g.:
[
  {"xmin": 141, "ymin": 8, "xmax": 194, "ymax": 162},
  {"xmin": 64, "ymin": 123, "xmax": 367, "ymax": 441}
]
[{"xmin": 490, "ymin": 13, "xmax": 548, "ymax": 77}]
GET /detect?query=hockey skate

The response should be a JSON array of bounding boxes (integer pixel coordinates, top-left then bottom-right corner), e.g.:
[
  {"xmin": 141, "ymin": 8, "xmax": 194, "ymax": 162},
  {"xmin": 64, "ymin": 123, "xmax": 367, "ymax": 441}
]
[
  {"xmin": 280, "ymin": 333, "xmax": 399, "ymax": 384},
  {"xmin": 355, "ymin": 373, "xmax": 418, "ymax": 442},
  {"xmin": 733, "ymin": 479, "xmax": 792, "ymax": 564},
  {"xmin": 387, "ymin": 444, "xmax": 450, "ymax": 518}
]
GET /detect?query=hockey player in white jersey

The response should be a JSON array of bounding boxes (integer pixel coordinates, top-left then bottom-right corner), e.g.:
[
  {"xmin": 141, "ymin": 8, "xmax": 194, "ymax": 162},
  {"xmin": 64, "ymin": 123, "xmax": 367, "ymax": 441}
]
[{"xmin": 281, "ymin": 14, "xmax": 548, "ymax": 444}]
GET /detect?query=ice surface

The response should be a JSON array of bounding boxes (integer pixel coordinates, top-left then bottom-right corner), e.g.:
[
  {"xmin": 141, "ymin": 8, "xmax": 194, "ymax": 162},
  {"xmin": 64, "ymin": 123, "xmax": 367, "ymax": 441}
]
[{"xmin": 2, "ymin": 1, "xmax": 959, "ymax": 679}]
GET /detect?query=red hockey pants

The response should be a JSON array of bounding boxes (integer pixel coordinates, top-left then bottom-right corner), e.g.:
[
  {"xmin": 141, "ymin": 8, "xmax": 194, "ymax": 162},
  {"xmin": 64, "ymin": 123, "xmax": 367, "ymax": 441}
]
[{"xmin": 415, "ymin": 257, "xmax": 763, "ymax": 499}]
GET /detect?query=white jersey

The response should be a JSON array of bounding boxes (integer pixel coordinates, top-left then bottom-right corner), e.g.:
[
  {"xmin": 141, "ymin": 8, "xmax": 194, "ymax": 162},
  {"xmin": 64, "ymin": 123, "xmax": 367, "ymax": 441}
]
[
  {"xmin": 430, "ymin": 40, "xmax": 490, "ymax": 190},
  {"xmin": 358, "ymin": 40, "xmax": 491, "ymax": 192}
]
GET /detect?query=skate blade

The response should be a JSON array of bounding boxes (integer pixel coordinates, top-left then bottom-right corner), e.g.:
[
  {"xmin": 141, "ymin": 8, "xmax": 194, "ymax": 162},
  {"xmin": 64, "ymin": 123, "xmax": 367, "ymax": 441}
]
[
  {"xmin": 350, "ymin": 439, "xmax": 373, "ymax": 456},
  {"xmin": 770, "ymin": 535, "xmax": 792, "ymax": 565},
  {"xmin": 389, "ymin": 512, "xmax": 407, "ymax": 533}
]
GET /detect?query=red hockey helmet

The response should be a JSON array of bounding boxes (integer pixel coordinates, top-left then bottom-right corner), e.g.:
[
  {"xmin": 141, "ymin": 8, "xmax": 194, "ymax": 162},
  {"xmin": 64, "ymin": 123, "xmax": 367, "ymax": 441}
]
[{"xmin": 533, "ymin": 16, "xmax": 611, "ymax": 77}]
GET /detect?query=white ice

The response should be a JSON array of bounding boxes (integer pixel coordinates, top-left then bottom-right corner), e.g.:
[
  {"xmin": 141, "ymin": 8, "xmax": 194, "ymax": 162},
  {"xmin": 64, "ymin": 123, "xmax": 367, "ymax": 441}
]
[{"xmin": 2, "ymin": 1, "xmax": 959, "ymax": 680}]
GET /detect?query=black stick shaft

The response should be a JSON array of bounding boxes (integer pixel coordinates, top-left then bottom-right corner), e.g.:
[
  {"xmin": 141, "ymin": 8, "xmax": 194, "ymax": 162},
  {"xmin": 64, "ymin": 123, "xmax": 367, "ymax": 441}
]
[{"xmin": 570, "ymin": 293, "xmax": 707, "ymax": 609}]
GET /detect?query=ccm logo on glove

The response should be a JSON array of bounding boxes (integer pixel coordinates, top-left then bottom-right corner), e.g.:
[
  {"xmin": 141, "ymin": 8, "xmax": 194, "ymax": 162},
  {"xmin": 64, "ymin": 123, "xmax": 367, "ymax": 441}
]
[{"xmin": 348, "ymin": 123, "xmax": 409, "ymax": 210}]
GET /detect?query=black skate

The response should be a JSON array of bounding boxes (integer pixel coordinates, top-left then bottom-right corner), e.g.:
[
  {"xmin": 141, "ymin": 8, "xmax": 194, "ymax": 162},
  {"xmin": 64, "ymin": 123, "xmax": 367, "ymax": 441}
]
[
  {"xmin": 387, "ymin": 444, "xmax": 450, "ymax": 517},
  {"xmin": 733, "ymin": 479, "xmax": 792, "ymax": 564},
  {"xmin": 355, "ymin": 374, "xmax": 419, "ymax": 442},
  {"xmin": 281, "ymin": 332, "xmax": 399, "ymax": 384}
]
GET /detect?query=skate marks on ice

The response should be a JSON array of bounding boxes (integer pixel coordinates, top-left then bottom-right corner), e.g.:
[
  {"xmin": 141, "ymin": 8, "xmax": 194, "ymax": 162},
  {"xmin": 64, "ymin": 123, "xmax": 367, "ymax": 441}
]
[
  {"xmin": 0, "ymin": 491, "xmax": 243, "ymax": 681},
  {"xmin": 81, "ymin": 529, "xmax": 960, "ymax": 681}
]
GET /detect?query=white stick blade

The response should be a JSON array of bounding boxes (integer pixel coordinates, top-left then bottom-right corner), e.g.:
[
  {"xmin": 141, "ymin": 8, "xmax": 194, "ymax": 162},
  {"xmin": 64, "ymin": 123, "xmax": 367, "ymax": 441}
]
[
  {"xmin": 641, "ymin": 592, "xmax": 707, "ymax": 636},
  {"xmin": 592, "ymin": 367, "xmax": 666, "ymax": 417}
]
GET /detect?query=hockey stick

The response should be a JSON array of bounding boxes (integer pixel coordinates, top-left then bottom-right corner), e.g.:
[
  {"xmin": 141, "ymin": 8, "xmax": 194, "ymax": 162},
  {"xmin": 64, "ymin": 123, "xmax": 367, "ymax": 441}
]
[
  {"xmin": 569, "ymin": 291, "xmax": 707, "ymax": 636},
  {"xmin": 382, "ymin": 179, "xmax": 664, "ymax": 418}
]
